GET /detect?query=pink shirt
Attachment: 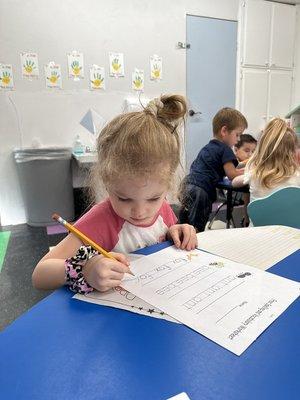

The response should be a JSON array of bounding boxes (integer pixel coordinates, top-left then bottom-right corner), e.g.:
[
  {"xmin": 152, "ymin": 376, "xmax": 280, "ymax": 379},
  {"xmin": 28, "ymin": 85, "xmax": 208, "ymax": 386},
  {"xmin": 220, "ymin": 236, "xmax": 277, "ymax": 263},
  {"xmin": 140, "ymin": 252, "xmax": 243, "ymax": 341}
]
[{"xmin": 74, "ymin": 199, "xmax": 177, "ymax": 253}]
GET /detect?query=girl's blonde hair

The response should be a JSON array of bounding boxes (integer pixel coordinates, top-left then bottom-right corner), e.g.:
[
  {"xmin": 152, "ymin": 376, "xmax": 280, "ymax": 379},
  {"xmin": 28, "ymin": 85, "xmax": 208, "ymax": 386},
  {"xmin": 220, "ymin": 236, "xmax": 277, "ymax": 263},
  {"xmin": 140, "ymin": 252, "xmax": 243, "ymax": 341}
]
[
  {"xmin": 248, "ymin": 118, "xmax": 298, "ymax": 189},
  {"xmin": 90, "ymin": 94, "xmax": 187, "ymax": 199}
]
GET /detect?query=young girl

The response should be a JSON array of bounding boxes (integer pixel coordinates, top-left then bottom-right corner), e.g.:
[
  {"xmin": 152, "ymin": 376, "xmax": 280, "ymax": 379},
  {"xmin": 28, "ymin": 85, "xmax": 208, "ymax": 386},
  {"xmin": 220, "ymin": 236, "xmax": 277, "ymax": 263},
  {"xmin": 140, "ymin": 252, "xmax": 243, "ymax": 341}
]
[
  {"xmin": 232, "ymin": 118, "xmax": 300, "ymax": 202},
  {"xmin": 32, "ymin": 95, "xmax": 197, "ymax": 294}
]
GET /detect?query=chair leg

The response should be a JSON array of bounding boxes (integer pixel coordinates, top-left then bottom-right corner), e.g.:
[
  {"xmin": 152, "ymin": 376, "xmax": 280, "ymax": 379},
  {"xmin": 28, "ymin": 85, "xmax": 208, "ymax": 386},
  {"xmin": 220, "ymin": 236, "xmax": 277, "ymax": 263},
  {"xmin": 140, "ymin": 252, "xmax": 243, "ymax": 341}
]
[
  {"xmin": 230, "ymin": 192, "xmax": 239, "ymax": 228},
  {"xmin": 226, "ymin": 190, "xmax": 233, "ymax": 229},
  {"xmin": 207, "ymin": 202, "xmax": 226, "ymax": 230}
]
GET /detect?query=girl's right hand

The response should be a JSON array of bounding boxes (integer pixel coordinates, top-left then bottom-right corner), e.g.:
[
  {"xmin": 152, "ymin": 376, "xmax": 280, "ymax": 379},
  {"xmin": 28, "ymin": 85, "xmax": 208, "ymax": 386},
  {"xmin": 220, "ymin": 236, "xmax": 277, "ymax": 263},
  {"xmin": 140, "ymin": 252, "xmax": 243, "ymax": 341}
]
[{"xmin": 83, "ymin": 252, "xmax": 130, "ymax": 292}]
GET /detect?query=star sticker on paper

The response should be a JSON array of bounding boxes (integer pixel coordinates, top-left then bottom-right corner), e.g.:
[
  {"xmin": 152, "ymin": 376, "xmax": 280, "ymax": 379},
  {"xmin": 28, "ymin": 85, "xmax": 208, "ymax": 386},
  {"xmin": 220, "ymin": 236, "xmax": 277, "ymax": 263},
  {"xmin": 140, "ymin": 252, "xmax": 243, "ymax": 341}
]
[{"xmin": 187, "ymin": 253, "xmax": 198, "ymax": 261}]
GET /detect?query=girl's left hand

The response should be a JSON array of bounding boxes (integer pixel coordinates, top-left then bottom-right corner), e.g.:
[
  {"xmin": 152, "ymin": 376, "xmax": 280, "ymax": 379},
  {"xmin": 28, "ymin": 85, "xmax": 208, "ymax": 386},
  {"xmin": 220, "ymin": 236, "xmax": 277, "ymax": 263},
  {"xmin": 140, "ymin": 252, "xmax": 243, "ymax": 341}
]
[
  {"xmin": 296, "ymin": 148, "xmax": 300, "ymax": 165},
  {"xmin": 167, "ymin": 224, "xmax": 198, "ymax": 251}
]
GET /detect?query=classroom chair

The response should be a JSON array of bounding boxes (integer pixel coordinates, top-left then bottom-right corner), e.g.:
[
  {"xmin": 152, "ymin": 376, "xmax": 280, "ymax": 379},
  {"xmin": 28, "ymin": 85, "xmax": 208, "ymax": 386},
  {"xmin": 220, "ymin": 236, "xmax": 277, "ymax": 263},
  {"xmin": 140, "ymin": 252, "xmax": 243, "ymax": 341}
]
[
  {"xmin": 247, "ymin": 186, "xmax": 300, "ymax": 228},
  {"xmin": 207, "ymin": 179, "xmax": 249, "ymax": 229}
]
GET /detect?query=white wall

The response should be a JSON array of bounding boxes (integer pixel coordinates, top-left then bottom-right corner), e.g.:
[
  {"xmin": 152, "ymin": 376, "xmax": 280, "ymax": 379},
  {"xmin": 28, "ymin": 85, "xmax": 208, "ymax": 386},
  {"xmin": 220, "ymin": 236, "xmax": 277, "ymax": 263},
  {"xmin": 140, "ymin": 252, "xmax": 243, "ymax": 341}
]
[
  {"xmin": 0, "ymin": 0, "xmax": 239, "ymax": 225},
  {"xmin": 292, "ymin": 5, "xmax": 300, "ymax": 108}
]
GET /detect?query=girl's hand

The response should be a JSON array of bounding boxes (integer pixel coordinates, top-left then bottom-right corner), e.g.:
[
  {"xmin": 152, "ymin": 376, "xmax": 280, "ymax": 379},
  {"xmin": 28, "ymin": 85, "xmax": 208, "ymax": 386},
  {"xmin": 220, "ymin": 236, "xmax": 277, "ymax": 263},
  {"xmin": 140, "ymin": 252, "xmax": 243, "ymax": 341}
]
[
  {"xmin": 167, "ymin": 224, "xmax": 198, "ymax": 251},
  {"xmin": 296, "ymin": 148, "xmax": 300, "ymax": 165},
  {"xmin": 83, "ymin": 252, "xmax": 130, "ymax": 292}
]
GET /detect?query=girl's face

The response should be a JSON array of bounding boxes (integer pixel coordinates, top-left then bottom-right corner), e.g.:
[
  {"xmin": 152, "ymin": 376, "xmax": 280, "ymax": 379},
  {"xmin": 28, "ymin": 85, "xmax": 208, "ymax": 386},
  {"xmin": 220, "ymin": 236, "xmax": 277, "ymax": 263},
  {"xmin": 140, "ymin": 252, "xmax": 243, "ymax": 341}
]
[
  {"xmin": 235, "ymin": 142, "xmax": 257, "ymax": 162},
  {"xmin": 108, "ymin": 175, "xmax": 169, "ymax": 226}
]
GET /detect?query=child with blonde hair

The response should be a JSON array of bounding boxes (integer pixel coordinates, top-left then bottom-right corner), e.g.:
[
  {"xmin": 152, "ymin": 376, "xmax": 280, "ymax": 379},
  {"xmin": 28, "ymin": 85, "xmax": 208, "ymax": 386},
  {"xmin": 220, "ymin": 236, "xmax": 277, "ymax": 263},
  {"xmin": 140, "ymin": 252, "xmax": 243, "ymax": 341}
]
[
  {"xmin": 33, "ymin": 95, "xmax": 197, "ymax": 294},
  {"xmin": 233, "ymin": 118, "xmax": 300, "ymax": 201}
]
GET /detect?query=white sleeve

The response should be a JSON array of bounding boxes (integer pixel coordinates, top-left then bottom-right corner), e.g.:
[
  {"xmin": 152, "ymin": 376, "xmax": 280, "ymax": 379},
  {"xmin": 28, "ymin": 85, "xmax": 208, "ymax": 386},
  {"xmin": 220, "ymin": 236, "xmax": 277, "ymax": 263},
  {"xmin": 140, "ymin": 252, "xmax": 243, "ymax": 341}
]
[
  {"xmin": 231, "ymin": 175, "xmax": 245, "ymax": 188},
  {"xmin": 243, "ymin": 167, "xmax": 251, "ymax": 185}
]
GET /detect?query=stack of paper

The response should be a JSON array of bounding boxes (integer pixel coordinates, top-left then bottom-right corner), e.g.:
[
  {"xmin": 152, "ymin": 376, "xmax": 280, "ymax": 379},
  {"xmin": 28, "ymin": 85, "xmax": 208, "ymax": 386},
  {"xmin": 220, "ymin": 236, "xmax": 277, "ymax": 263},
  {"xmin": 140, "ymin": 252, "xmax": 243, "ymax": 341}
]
[{"xmin": 197, "ymin": 225, "xmax": 300, "ymax": 270}]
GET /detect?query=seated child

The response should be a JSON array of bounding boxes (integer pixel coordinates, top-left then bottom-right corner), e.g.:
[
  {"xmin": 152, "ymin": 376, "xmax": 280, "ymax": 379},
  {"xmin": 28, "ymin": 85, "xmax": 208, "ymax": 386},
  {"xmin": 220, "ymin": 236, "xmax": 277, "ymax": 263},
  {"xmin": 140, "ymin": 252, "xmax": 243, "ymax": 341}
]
[
  {"xmin": 232, "ymin": 118, "xmax": 300, "ymax": 202},
  {"xmin": 234, "ymin": 133, "xmax": 257, "ymax": 167},
  {"xmin": 32, "ymin": 95, "xmax": 197, "ymax": 294},
  {"xmin": 179, "ymin": 107, "xmax": 248, "ymax": 232},
  {"xmin": 233, "ymin": 133, "xmax": 257, "ymax": 226}
]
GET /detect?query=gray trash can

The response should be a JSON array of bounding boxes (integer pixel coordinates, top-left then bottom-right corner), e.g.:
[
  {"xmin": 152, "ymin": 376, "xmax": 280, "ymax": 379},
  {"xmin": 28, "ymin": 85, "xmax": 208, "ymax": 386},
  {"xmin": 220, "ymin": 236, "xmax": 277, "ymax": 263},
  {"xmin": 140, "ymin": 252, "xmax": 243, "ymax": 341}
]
[{"xmin": 14, "ymin": 147, "xmax": 74, "ymax": 226}]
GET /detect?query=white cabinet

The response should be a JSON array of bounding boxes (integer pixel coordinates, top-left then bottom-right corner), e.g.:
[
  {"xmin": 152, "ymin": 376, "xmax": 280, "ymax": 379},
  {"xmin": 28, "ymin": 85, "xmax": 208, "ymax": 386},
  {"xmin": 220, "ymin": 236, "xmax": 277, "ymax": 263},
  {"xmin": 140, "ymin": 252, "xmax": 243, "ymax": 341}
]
[
  {"xmin": 270, "ymin": 3, "xmax": 296, "ymax": 70},
  {"xmin": 241, "ymin": 0, "xmax": 296, "ymax": 69},
  {"xmin": 242, "ymin": 0, "xmax": 272, "ymax": 67},
  {"xmin": 240, "ymin": 69, "xmax": 293, "ymax": 134},
  {"xmin": 240, "ymin": 69, "xmax": 269, "ymax": 133},
  {"xmin": 237, "ymin": 0, "xmax": 296, "ymax": 135},
  {"xmin": 268, "ymin": 70, "xmax": 293, "ymax": 119}
]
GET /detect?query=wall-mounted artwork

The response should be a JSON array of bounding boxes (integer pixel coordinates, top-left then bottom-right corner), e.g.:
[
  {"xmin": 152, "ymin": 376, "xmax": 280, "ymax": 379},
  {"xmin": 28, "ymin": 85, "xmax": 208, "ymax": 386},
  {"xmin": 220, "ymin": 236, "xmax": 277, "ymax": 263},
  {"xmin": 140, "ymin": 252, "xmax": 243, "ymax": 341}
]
[
  {"xmin": 20, "ymin": 52, "xmax": 39, "ymax": 79},
  {"xmin": 132, "ymin": 68, "xmax": 144, "ymax": 91},
  {"xmin": 67, "ymin": 51, "xmax": 84, "ymax": 80},
  {"xmin": 0, "ymin": 64, "xmax": 14, "ymax": 89},
  {"xmin": 45, "ymin": 62, "xmax": 62, "ymax": 89},
  {"xmin": 90, "ymin": 65, "xmax": 105, "ymax": 90},
  {"xmin": 150, "ymin": 55, "xmax": 162, "ymax": 81},
  {"xmin": 109, "ymin": 52, "xmax": 125, "ymax": 77}
]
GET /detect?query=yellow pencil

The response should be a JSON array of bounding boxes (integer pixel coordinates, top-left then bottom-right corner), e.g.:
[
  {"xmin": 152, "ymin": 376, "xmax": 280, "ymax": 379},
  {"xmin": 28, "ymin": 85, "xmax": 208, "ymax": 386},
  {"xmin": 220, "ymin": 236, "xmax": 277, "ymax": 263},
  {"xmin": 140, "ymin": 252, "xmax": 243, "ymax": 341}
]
[{"xmin": 52, "ymin": 213, "xmax": 134, "ymax": 276}]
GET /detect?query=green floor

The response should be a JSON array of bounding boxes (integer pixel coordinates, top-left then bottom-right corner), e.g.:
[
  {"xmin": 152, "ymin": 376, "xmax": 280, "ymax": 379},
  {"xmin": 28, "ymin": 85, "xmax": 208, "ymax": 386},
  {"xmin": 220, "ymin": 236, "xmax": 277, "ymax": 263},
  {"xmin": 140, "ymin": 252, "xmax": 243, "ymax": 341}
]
[{"xmin": 0, "ymin": 231, "xmax": 10, "ymax": 272}]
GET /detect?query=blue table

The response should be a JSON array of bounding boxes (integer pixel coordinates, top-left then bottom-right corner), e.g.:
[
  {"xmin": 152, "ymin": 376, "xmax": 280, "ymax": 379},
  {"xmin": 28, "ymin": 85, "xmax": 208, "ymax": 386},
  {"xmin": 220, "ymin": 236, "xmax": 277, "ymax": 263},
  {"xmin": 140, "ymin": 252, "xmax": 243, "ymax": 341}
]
[{"xmin": 1, "ymin": 242, "xmax": 299, "ymax": 400}]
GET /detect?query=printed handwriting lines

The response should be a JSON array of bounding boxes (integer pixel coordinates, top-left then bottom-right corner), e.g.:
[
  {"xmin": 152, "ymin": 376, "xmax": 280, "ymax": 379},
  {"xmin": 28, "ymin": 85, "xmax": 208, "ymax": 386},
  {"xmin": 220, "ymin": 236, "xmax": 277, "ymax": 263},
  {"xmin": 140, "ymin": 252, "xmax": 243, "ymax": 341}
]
[
  {"xmin": 216, "ymin": 304, "xmax": 242, "ymax": 324},
  {"xmin": 168, "ymin": 270, "xmax": 218, "ymax": 300},
  {"xmin": 140, "ymin": 260, "xmax": 190, "ymax": 286},
  {"xmin": 156, "ymin": 265, "xmax": 210, "ymax": 296},
  {"xmin": 195, "ymin": 281, "xmax": 245, "ymax": 315},
  {"xmin": 215, "ymin": 301, "xmax": 247, "ymax": 325},
  {"xmin": 181, "ymin": 274, "xmax": 233, "ymax": 309}
]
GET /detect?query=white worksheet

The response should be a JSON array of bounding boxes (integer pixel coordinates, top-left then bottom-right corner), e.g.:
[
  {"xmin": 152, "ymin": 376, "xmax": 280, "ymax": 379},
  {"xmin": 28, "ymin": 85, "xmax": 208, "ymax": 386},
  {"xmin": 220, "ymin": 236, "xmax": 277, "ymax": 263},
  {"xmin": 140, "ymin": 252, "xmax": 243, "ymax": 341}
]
[
  {"xmin": 122, "ymin": 246, "xmax": 300, "ymax": 355},
  {"xmin": 197, "ymin": 225, "xmax": 300, "ymax": 270},
  {"xmin": 73, "ymin": 252, "xmax": 178, "ymax": 323},
  {"xmin": 167, "ymin": 393, "xmax": 190, "ymax": 400},
  {"xmin": 74, "ymin": 287, "xmax": 178, "ymax": 323}
]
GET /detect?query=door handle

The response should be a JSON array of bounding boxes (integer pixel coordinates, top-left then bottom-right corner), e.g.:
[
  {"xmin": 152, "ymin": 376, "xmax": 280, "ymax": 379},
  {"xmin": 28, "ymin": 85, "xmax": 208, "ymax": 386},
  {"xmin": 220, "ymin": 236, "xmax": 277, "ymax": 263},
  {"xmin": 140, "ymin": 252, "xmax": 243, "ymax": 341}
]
[{"xmin": 188, "ymin": 109, "xmax": 202, "ymax": 117}]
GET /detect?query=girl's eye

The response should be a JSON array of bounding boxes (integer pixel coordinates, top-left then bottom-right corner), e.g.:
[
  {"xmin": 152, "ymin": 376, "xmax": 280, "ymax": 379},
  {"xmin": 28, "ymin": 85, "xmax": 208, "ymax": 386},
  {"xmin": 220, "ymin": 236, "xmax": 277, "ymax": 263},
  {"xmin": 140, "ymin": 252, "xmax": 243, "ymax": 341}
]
[
  {"xmin": 118, "ymin": 197, "xmax": 130, "ymax": 202},
  {"xmin": 148, "ymin": 197, "xmax": 161, "ymax": 202}
]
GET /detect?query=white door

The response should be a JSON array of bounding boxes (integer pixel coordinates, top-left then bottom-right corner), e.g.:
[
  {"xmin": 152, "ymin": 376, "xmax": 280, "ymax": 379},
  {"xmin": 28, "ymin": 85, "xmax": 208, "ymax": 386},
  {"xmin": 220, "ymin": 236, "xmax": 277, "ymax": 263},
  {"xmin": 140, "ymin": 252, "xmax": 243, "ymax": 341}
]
[
  {"xmin": 268, "ymin": 70, "xmax": 293, "ymax": 120},
  {"xmin": 270, "ymin": 3, "xmax": 296, "ymax": 69},
  {"xmin": 240, "ymin": 68, "xmax": 269, "ymax": 134},
  {"xmin": 242, "ymin": 0, "xmax": 272, "ymax": 67}
]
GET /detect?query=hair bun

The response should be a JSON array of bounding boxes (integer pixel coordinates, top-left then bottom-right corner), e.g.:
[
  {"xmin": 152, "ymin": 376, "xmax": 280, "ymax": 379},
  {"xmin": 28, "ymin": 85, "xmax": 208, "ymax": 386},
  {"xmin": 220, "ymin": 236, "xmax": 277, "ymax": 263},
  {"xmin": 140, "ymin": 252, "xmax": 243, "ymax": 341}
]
[
  {"xmin": 145, "ymin": 94, "xmax": 187, "ymax": 130},
  {"xmin": 145, "ymin": 98, "xmax": 164, "ymax": 117}
]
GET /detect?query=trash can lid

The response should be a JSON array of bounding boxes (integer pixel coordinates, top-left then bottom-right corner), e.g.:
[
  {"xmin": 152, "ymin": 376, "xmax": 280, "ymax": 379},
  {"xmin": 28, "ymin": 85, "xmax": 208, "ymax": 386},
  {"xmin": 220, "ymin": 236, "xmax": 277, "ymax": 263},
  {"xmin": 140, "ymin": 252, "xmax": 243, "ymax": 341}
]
[{"xmin": 13, "ymin": 147, "xmax": 72, "ymax": 162}]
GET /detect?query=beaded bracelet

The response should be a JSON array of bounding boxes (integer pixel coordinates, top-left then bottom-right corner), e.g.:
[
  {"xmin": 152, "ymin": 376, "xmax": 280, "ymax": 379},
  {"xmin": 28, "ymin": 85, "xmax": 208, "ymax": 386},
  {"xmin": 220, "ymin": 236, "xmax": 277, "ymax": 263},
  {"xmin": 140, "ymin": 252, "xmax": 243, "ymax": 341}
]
[{"xmin": 65, "ymin": 245, "xmax": 98, "ymax": 294}]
